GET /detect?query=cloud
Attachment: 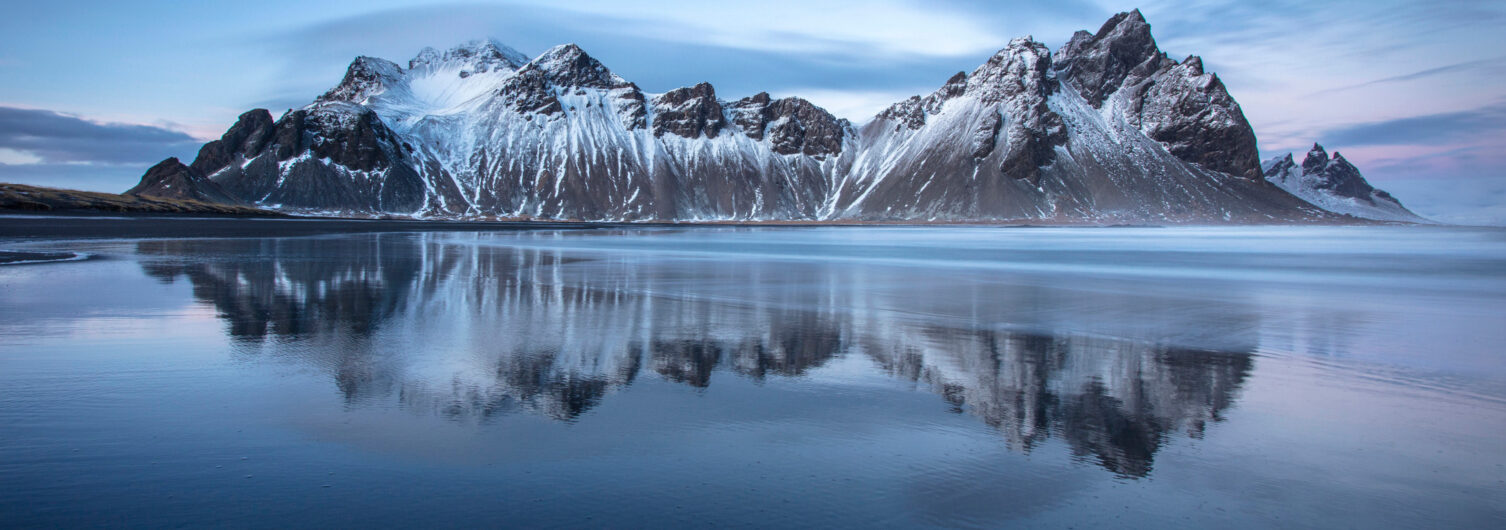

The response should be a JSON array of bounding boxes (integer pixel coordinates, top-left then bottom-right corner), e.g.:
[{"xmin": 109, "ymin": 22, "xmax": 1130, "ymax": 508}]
[
  {"xmin": 0, "ymin": 147, "xmax": 42, "ymax": 165},
  {"xmin": 1360, "ymin": 143, "xmax": 1506, "ymax": 178},
  {"xmin": 1319, "ymin": 102, "xmax": 1506, "ymax": 147},
  {"xmin": 1314, "ymin": 57, "xmax": 1506, "ymax": 94},
  {"xmin": 0, "ymin": 106, "xmax": 202, "ymax": 165}
]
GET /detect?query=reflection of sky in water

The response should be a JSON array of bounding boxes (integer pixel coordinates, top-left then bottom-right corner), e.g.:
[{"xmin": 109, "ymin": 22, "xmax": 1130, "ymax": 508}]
[{"xmin": 1, "ymin": 225, "xmax": 1504, "ymax": 527}]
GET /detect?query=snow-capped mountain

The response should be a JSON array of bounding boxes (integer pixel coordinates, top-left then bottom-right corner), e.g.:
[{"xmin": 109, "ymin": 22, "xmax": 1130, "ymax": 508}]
[
  {"xmin": 130, "ymin": 12, "xmax": 1344, "ymax": 223},
  {"xmin": 828, "ymin": 11, "xmax": 1315, "ymax": 222},
  {"xmin": 1262, "ymin": 144, "xmax": 1425, "ymax": 222}
]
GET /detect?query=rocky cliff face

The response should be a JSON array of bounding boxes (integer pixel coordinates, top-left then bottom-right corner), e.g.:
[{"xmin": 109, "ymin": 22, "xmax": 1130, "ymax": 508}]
[
  {"xmin": 169, "ymin": 102, "xmax": 431, "ymax": 213},
  {"xmin": 131, "ymin": 11, "xmax": 1338, "ymax": 223},
  {"xmin": 126, "ymin": 157, "xmax": 240, "ymax": 204},
  {"xmin": 1053, "ymin": 10, "xmax": 1261, "ymax": 180},
  {"xmin": 728, "ymin": 93, "xmax": 848, "ymax": 157},
  {"xmin": 1263, "ymin": 144, "xmax": 1424, "ymax": 222}
]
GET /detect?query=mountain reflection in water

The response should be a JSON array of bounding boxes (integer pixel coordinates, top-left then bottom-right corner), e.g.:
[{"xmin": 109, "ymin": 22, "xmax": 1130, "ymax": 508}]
[{"xmin": 135, "ymin": 231, "xmax": 1253, "ymax": 477}]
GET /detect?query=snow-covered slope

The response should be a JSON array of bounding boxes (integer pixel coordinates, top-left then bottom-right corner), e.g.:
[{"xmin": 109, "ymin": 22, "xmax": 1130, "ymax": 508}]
[
  {"xmin": 1263, "ymin": 144, "xmax": 1426, "ymax": 222},
  {"xmin": 132, "ymin": 11, "xmax": 1356, "ymax": 223}
]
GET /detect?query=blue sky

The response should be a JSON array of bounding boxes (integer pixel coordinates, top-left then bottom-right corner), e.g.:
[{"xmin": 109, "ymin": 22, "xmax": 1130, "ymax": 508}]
[{"xmin": 1, "ymin": 0, "xmax": 1503, "ymax": 223}]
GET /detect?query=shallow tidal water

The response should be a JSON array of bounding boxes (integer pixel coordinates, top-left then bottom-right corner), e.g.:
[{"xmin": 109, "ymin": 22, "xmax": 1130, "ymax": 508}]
[{"xmin": 2, "ymin": 222, "xmax": 1504, "ymax": 528}]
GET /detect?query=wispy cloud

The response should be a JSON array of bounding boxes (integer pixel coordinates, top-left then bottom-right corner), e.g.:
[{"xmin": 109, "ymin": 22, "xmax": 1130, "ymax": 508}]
[
  {"xmin": 1313, "ymin": 57, "xmax": 1506, "ymax": 95},
  {"xmin": 0, "ymin": 106, "xmax": 201, "ymax": 166},
  {"xmin": 1320, "ymin": 102, "xmax": 1506, "ymax": 147}
]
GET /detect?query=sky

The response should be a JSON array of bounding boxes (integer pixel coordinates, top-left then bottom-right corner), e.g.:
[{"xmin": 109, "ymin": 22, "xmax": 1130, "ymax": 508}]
[{"xmin": 1, "ymin": 0, "xmax": 1503, "ymax": 224}]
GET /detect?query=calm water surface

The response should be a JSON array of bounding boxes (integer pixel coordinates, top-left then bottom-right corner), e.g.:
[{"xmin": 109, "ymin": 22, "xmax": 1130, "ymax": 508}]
[{"xmin": 1, "ymin": 223, "xmax": 1504, "ymax": 527}]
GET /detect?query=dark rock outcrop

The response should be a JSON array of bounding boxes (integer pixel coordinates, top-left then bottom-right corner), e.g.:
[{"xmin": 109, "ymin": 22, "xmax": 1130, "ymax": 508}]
[
  {"xmin": 652, "ymin": 82, "xmax": 726, "ymax": 139},
  {"xmin": 1135, "ymin": 56, "xmax": 1259, "ymax": 179},
  {"xmin": 874, "ymin": 71, "xmax": 971, "ymax": 131},
  {"xmin": 1300, "ymin": 143, "xmax": 1330, "ymax": 174},
  {"xmin": 1053, "ymin": 10, "xmax": 1169, "ymax": 107},
  {"xmin": 1053, "ymin": 10, "xmax": 1261, "ymax": 179},
  {"xmin": 497, "ymin": 44, "xmax": 630, "ymax": 117},
  {"xmin": 127, "ymin": 157, "xmax": 241, "ymax": 204},
  {"xmin": 202, "ymin": 103, "xmax": 425, "ymax": 212},
  {"xmin": 525, "ymin": 44, "xmax": 621, "ymax": 89},
  {"xmin": 1320, "ymin": 152, "xmax": 1375, "ymax": 200},
  {"xmin": 188, "ymin": 109, "xmax": 275, "ymax": 176},
  {"xmin": 728, "ymin": 92, "xmax": 774, "ymax": 138},
  {"xmin": 875, "ymin": 95, "xmax": 926, "ymax": 130},
  {"xmin": 497, "ymin": 68, "xmax": 564, "ymax": 115},
  {"xmin": 970, "ymin": 38, "xmax": 1066, "ymax": 182},
  {"xmin": 728, "ymin": 92, "xmax": 848, "ymax": 156}
]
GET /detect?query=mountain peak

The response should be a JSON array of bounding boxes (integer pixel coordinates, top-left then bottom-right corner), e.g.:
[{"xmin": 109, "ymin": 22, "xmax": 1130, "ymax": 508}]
[
  {"xmin": 1181, "ymin": 55, "xmax": 1204, "ymax": 73},
  {"xmin": 409, "ymin": 39, "xmax": 528, "ymax": 73},
  {"xmin": 1303, "ymin": 143, "xmax": 1330, "ymax": 174},
  {"xmin": 321, "ymin": 56, "xmax": 405, "ymax": 103},
  {"xmin": 1053, "ymin": 10, "xmax": 1167, "ymax": 107},
  {"xmin": 542, "ymin": 43, "xmax": 585, "ymax": 57},
  {"xmin": 189, "ymin": 109, "xmax": 275, "ymax": 176},
  {"xmin": 1098, "ymin": 9, "xmax": 1153, "ymax": 45},
  {"xmin": 968, "ymin": 36, "xmax": 1055, "ymax": 103},
  {"xmin": 523, "ymin": 43, "xmax": 624, "ymax": 88}
]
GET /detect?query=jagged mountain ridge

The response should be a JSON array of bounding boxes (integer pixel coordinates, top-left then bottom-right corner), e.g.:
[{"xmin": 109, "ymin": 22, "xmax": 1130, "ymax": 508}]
[
  {"xmin": 826, "ymin": 16, "xmax": 1306, "ymax": 222},
  {"xmin": 131, "ymin": 11, "xmax": 1335, "ymax": 222},
  {"xmin": 1262, "ymin": 143, "xmax": 1424, "ymax": 222}
]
